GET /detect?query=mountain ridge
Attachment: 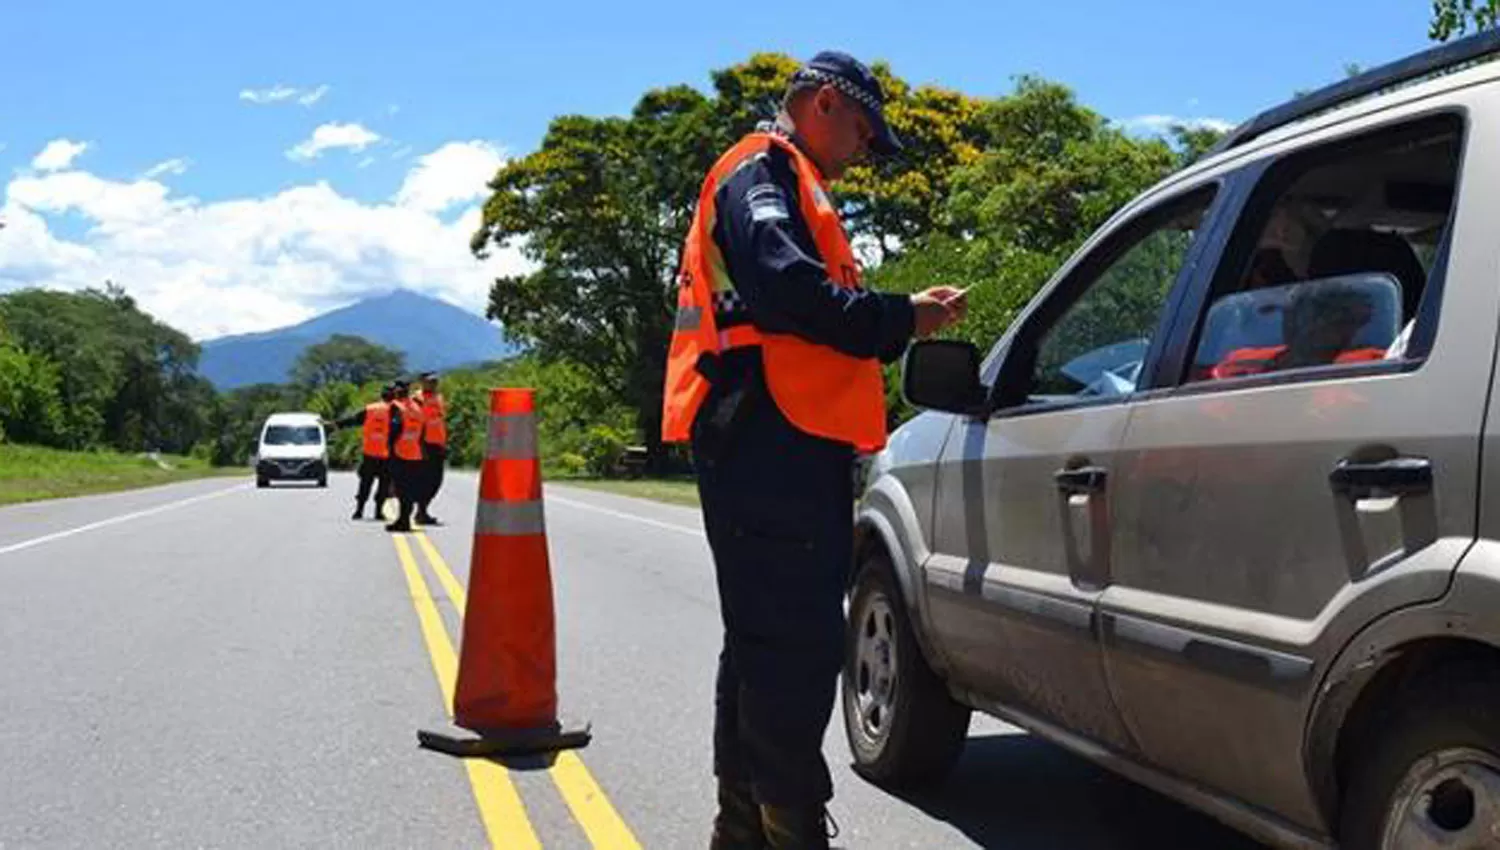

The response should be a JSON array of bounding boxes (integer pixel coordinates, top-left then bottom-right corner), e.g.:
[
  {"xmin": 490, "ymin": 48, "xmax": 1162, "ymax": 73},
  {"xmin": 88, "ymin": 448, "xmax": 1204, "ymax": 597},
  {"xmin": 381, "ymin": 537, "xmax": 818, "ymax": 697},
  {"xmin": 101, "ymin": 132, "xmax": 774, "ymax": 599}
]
[{"xmin": 197, "ymin": 289, "xmax": 518, "ymax": 389}]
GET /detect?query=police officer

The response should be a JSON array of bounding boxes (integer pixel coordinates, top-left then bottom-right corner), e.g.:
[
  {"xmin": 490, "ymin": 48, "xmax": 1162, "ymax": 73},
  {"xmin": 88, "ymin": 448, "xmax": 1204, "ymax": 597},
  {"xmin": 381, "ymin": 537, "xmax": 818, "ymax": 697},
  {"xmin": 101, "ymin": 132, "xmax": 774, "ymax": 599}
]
[
  {"xmin": 332, "ymin": 384, "xmax": 395, "ymax": 520},
  {"xmin": 660, "ymin": 51, "xmax": 966, "ymax": 849},
  {"xmin": 413, "ymin": 371, "xmax": 447, "ymax": 526},
  {"xmin": 385, "ymin": 379, "xmax": 426, "ymax": 533}
]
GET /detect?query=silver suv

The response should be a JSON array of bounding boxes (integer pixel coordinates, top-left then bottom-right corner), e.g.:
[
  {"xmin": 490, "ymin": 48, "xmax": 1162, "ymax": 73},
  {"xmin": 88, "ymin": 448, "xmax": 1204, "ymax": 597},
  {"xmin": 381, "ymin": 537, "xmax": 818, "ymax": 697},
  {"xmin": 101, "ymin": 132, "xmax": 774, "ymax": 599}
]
[{"xmin": 844, "ymin": 31, "xmax": 1500, "ymax": 850}]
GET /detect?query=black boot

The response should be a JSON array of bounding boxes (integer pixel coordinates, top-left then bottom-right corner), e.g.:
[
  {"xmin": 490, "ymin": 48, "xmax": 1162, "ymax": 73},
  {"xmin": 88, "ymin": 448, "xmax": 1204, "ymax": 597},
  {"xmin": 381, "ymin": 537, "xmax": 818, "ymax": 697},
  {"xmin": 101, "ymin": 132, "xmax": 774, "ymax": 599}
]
[
  {"xmin": 760, "ymin": 805, "xmax": 836, "ymax": 850},
  {"xmin": 352, "ymin": 504, "xmax": 364, "ymax": 520},
  {"xmin": 387, "ymin": 500, "xmax": 414, "ymax": 533},
  {"xmin": 710, "ymin": 779, "xmax": 766, "ymax": 850}
]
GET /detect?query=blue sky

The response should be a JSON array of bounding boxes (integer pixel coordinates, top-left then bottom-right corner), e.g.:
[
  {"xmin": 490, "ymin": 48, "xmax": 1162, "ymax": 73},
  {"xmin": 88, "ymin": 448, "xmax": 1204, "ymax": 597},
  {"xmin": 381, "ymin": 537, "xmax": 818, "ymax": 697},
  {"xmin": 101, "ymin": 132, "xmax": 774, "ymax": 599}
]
[{"xmin": 0, "ymin": 1, "xmax": 1440, "ymax": 339}]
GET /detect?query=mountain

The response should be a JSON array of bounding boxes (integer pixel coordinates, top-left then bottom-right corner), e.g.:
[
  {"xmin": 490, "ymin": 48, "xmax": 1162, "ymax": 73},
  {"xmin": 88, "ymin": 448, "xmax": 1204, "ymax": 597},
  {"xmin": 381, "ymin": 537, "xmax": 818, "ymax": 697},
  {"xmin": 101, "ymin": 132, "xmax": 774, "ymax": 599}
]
[{"xmin": 197, "ymin": 289, "xmax": 520, "ymax": 389}]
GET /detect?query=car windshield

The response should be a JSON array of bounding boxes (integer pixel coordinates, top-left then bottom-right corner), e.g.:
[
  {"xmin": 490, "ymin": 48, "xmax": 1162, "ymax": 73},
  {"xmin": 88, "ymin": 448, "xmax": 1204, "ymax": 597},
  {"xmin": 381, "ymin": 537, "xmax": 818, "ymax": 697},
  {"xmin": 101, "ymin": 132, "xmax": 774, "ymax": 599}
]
[{"xmin": 263, "ymin": 425, "xmax": 322, "ymax": 446}]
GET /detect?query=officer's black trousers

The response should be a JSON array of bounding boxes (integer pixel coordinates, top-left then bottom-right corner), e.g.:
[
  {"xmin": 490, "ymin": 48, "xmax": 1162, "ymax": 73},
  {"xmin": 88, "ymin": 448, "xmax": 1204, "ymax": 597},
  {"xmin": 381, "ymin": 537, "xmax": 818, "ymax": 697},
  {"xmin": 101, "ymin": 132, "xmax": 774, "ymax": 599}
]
[
  {"xmin": 418, "ymin": 444, "xmax": 445, "ymax": 514},
  {"xmin": 390, "ymin": 459, "xmax": 423, "ymax": 526},
  {"xmin": 693, "ymin": 388, "xmax": 854, "ymax": 807},
  {"xmin": 354, "ymin": 454, "xmax": 390, "ymax": 511}
]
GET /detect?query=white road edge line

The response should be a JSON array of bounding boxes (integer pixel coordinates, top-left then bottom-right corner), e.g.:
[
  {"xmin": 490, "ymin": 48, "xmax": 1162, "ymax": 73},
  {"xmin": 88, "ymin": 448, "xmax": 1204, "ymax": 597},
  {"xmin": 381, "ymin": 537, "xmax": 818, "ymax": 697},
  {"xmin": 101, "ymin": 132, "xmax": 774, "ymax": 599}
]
[
  {"xmin": 0, "ymin": 483, "xmax": 251, "ymax": 557},
  {"xmin": 545, "ymin": 493, "xmax": 705, "ymax": 538}
]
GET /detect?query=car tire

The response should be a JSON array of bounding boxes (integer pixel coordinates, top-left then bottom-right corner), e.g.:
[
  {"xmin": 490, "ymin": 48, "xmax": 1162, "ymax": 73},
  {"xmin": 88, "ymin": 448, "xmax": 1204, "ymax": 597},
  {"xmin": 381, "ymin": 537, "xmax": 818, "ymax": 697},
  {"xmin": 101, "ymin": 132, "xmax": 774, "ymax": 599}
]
[
  {"xmin": 1339, "ymin": 662, "xmax": 1500, "ymax": 850},
  {"xmin": 256, "ymin": 477, "xmax": 269, "ymax": 489},
  {"xmin": 317, "ymin": 476, "xmax": 328, "ymax": 488},
  {"xmin": 842, "ymin": 550, "xmax": 970, "ymax": 789}
]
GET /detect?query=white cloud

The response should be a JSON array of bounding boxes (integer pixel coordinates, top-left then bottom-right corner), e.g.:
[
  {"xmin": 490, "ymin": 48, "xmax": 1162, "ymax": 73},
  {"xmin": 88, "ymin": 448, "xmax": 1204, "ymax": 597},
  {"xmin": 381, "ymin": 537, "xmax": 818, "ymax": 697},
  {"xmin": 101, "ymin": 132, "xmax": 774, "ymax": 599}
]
[
  {"xmin": 0, "ymin": 142, "xmax": 531, "ymax": 340},
  {"xmin": 142, "ymin": 158, "xmax": 190, "ymax": 179},
  {"xmin": 357, "ymin": 157, "xmax": 376, "ymax": 169},
  {"xmin": 395, "ymin": 141, "xmax": 503, "ymax": 214},
  {"xmin": 32, "ymin": 139, "xmax": 89, "ymax": 172},
  {"xmin": 298, "ymin": 85, "xmax": 330, "ymax": 106},
  {"xmin": 240, "ymin": 84, "xmax": 329, "ymax": 106},
  {"xmin": 391, "ymin": 145, "xmax": 413, "ymax": 160},
  {"xmin": 1119, "ymin": 114, "xmax": 1236, "ymax": 135},
  {"xmin": 239, "ymin": 85, "xmax": 299, "ymax": 104},
  {"xmin": 287, "ymin": 122, "xmax": 382, "ymax": 161}
]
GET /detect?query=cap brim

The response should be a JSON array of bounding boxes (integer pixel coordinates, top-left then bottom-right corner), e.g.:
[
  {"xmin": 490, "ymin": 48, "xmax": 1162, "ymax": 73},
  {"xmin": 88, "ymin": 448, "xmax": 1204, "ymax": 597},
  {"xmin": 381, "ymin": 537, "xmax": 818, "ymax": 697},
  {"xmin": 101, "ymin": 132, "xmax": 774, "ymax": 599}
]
[{"xmin": 866, "ymin": 108, "xmax": 902, "ymax": 157}]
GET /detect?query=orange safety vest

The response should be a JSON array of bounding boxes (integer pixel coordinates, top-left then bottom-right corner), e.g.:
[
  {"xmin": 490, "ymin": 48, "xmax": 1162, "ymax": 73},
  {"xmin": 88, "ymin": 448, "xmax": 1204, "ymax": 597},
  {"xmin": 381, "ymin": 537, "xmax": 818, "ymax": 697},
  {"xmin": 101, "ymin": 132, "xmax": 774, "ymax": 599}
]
[
  {"xmin": 1210, "ymin": 345, "xmax": 1386, "ymax": 380},
  {"xmin": 419, "ymin": 392, "xmax": 448, "ymax": 446},
  {"xmin": 361, "ymin": 402, "xmax": 391, "ymax": 459},
  {"xmin": 393, "ymin": 398, "xmax": 425, "ymax": 462},
  {"xmin": 661, "ymin": 132, "xmax": 887, "ymax": 452}
]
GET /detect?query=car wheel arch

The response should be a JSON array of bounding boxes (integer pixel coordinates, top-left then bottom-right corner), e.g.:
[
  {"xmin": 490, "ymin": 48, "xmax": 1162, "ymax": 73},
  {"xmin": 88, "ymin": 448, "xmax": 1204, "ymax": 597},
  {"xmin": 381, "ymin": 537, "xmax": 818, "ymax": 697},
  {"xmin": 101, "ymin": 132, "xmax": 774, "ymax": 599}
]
[
  {"xmin": 1304, "ymin": 594, "xmax": 1500, "ymax": 832},
  {"xmin": 854, "ymin": 479, "xmax": 953, "ymax": 680}
]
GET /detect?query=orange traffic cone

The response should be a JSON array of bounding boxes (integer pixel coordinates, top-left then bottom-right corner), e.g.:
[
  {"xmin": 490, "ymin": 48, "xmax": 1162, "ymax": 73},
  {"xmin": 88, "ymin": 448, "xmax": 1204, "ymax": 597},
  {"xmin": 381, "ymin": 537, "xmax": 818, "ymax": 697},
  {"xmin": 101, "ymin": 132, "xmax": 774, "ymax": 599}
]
[{"xmin": 417, "ymin": 387, "xmax": 591, "ymax": 758}]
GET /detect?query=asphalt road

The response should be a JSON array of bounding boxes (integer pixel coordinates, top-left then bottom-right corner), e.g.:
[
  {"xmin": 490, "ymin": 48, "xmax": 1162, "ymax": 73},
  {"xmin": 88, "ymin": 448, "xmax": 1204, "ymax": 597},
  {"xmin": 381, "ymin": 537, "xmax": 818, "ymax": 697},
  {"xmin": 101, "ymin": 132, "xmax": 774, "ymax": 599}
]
[{"xmin": 0, "ymin": 472, "xmax": 1270, "ymax": 849}]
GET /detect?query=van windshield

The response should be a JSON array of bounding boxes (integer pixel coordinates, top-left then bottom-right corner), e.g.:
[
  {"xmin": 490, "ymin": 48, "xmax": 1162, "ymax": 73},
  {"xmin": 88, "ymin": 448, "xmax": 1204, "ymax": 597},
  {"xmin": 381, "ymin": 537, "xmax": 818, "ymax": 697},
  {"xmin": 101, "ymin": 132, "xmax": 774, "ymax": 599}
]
[{"xmin": 263, "ymin": 425, "xmax": 322, "ymax": 446}]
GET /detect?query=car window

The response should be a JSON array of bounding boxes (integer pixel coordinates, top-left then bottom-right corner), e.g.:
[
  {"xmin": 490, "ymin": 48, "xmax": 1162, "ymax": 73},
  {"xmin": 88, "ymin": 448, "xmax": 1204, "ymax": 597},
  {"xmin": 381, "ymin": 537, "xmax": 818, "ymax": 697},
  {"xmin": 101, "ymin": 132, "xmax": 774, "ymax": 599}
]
[
  {"xmin": 1185, "ymin": 113, "xmax": 1463, "ymax": 384},
  {"xmin": 263, "ymin": 425, "xmax": 322, "ymax": 446},
  {"xmin": 1028, "ymin": 190, "xmax": 1216, "ymax": 404}
]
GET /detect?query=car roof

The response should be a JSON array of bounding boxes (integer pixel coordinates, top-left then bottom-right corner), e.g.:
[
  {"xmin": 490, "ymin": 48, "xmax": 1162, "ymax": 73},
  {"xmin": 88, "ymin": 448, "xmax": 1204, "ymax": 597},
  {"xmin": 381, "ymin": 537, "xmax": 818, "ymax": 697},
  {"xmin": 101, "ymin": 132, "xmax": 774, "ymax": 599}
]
[{"xmin": 263, "ymin": 412, "xmax": 322, "ymax": 426}]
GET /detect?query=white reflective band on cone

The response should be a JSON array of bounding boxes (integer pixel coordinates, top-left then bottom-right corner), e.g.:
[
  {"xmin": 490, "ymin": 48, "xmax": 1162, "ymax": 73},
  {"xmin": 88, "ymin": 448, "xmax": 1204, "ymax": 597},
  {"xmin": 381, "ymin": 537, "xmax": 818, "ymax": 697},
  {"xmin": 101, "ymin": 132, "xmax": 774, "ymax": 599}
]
[
  {"xmin": 474, "ymin": 499, "xmax": 546, "ymax": 536},
  {"xmin": 486, "ymin": 413, "xmax": 538, "ymax": 460}
]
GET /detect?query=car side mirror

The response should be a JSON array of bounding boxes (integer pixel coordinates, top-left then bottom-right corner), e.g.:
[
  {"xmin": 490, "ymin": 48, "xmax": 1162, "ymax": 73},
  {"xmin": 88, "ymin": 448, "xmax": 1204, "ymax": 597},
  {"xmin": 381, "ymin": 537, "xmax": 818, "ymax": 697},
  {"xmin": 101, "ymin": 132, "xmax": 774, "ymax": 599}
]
[{"xmin": 903, "ymin": 340, "xmax": 989, "ymax": 416}]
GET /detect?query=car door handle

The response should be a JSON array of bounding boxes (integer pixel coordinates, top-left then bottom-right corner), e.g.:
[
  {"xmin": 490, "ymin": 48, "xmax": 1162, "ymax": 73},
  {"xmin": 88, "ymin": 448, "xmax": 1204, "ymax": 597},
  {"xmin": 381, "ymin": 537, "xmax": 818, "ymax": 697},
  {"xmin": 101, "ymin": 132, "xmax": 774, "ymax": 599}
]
[
  {"xmin": 1329, "ymin": 456, "xmax": 1432, "ymax": 499},
  {"xmin": 1055, "ymin": 466, "xmax": 1108, "ymax": 495}
]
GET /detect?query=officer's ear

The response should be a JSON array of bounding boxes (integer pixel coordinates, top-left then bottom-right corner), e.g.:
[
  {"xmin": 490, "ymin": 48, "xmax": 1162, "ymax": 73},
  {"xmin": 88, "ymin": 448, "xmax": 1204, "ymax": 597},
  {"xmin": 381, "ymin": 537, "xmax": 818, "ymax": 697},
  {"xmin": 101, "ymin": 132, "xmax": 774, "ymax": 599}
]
[{"xmin": 815, "ymin": 85, "xmax": 836, "ymax": 118}]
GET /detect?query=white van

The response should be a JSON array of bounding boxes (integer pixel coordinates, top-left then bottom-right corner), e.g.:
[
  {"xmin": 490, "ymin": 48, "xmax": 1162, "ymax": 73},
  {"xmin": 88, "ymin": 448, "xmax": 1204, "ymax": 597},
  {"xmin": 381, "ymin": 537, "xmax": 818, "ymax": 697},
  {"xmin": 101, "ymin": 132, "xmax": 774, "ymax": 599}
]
[{"xmin": 254, "ymin": 412, "xmax": 328, "ymax": 488}]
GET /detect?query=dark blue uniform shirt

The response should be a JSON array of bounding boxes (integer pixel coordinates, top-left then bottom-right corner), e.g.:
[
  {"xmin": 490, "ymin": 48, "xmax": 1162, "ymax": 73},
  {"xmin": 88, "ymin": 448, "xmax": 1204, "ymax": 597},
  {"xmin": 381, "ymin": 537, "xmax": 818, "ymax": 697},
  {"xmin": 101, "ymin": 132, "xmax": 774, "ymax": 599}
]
[{"xmin": 709, "ymin": 136, "xmax": 914, "ymax": 364}]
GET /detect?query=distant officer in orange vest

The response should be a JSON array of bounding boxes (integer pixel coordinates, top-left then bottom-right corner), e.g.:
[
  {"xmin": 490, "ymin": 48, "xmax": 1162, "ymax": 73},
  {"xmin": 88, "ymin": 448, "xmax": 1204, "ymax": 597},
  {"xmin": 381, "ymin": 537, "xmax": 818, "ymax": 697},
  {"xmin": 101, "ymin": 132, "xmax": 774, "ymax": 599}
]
[
  {"xmin": 661, "ymin": 51, "xmax": 965, "ymax": 850},
  {"xmin": 413, "ymin": 371, "xmax": 447, "ymax": 526},
  {"xmin": 331, "ymin": 383, "xmax": 395, "ymax": 520},
  {"xmin": 385, "ymin": 379, "xmax": 426, "ymax": 533}
]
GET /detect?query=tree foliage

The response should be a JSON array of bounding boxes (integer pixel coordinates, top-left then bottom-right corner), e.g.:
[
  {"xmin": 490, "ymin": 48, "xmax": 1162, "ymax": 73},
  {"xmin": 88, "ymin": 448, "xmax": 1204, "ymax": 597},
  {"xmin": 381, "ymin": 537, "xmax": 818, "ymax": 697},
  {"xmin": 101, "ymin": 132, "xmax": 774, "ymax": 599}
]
[
  {"xmin": 1431, "ymin": 0, "xmax": 1500, "ymax": 41},
  {"xmin": 0, "ymin": 285, "xmax": 211, "ymax": 453},
  {"xmin": 291, "ymin": 334, "xmax": 405, "ymax": 389}
]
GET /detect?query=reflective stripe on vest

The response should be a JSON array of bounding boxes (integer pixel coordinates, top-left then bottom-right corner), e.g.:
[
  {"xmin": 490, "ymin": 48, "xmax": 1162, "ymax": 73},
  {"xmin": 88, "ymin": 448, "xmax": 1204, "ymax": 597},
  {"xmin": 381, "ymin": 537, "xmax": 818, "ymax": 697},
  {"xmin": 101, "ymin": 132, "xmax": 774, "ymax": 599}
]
[
  {"xmin": 361, "ymin": 402, "xmax": 391, "ymax": 459},
  {"xmin": 394, "ymin": 398, "xmax": 424, "ymax": 461},
  {"xmin": 660, "ymin": 132, "xmax": 887, "ymax": 452},
  {"xmin": 420, "ymin": 393, "xmax": 448, "ymax": 446}
]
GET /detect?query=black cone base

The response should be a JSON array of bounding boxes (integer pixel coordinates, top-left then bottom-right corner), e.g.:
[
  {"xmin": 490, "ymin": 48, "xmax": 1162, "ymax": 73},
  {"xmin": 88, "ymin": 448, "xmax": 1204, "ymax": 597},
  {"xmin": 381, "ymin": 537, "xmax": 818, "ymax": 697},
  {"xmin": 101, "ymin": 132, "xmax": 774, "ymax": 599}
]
[{"xmin": 418, "ymin": 718, "xmax": 592, "ymax": 758}]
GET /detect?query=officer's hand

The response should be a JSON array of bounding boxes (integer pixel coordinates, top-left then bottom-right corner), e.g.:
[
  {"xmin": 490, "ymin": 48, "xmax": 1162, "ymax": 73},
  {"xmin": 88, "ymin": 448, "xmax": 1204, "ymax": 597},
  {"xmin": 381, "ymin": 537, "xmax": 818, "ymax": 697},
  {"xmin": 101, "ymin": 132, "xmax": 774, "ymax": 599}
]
[
  {"xmin": 930, "ymin": 285, "xmax": 969, "ymax": 323},
  {"xmin": 911, "ymin": 287, "xmax": 966, "ymax": 338}
]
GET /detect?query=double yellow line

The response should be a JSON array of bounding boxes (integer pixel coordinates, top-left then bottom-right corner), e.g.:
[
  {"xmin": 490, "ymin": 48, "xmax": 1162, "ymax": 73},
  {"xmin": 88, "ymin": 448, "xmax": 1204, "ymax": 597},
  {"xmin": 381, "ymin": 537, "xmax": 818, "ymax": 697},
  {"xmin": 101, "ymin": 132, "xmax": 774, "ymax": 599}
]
[{"xmin": 392, "ymin": 530, "xmax": 641, "ymax": 849}]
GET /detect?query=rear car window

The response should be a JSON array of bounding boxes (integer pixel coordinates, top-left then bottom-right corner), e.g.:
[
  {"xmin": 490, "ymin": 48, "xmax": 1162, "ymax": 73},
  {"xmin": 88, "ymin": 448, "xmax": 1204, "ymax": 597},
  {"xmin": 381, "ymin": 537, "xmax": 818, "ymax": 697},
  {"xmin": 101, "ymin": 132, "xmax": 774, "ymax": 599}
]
[{"xmin": 1185, "ymin": 113, "xmax": 1464, "ymax": 385}]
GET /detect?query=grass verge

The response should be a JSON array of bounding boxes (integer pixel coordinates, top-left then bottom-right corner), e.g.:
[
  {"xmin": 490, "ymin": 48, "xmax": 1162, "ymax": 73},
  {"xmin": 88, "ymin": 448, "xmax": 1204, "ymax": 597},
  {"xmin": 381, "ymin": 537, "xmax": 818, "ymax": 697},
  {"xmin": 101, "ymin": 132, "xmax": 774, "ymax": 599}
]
[
  {"xmin": 555, "ymin": 477, "xmax": 701, "ymax": 508},
  {"xmin": 0, "ymin": 443, "xmax": 242, "ymax": 506}
]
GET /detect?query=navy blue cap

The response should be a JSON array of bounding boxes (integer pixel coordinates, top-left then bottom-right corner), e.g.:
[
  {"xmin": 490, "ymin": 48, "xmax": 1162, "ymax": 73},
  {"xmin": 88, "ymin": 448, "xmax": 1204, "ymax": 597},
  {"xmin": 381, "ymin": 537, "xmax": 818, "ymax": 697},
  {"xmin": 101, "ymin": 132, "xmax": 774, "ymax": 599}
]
[{"xmin": 791, "ymin": 50, "xmax": 902, "ymax": 156}]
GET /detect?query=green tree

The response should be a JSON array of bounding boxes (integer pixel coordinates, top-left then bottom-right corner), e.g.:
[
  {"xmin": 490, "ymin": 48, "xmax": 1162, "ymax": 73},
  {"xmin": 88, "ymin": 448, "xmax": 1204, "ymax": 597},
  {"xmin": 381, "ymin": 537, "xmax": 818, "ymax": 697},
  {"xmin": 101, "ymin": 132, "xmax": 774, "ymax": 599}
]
[
  {"xmin": 0, "ymin": 285, "xmax": 209, "ymax": 452},
  {"xmin": 471, "ymin": 52, "xmax": 989, "ymax": 467},
  {"xmin": 290, "ymin": 334, "xmax": 405, "ymax": 389},
  {"xmin": 0, "ymin": 343, "xmax": 65, "ymax": 445},
  {"xmin": 871, "ymin": 77, "xmax": 1189, "ymax": 424},
  {"xmin": 1431, "ymin": 0, "xmax": 1500, "ymax": 41},
  {"xmin": 1168, "ymin": 123, "xmax": 1227, "ymax": 167}
]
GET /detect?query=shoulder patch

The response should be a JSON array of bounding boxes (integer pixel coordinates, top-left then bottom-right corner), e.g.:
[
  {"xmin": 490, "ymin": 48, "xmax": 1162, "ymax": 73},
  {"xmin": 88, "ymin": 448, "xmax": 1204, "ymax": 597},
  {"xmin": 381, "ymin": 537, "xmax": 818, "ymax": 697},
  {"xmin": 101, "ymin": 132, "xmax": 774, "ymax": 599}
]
[{"xmin": 745, "ymin": 182, "xmax": 790, "ymax": 223}]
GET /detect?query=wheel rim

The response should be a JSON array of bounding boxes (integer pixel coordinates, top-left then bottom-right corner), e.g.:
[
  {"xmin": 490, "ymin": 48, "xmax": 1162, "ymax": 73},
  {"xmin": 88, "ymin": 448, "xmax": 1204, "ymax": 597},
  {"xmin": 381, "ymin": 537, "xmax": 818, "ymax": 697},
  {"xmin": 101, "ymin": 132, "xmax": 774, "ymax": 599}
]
[
  {"xmin": 851, "ymin": 589, "xmax": 898, "ymax": 750},
  {"xmin": 1383, "ymin": 748, "xmax": 1500, "ymax": 849}
]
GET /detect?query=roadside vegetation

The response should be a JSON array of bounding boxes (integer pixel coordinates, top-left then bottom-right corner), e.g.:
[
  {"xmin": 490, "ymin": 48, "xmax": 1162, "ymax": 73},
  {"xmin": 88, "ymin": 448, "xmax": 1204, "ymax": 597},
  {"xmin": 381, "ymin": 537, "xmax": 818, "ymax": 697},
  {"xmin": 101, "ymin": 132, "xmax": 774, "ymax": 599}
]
[{"xmin": 0, "ymin": 443, "xmax": 236, "ymax": 506}]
